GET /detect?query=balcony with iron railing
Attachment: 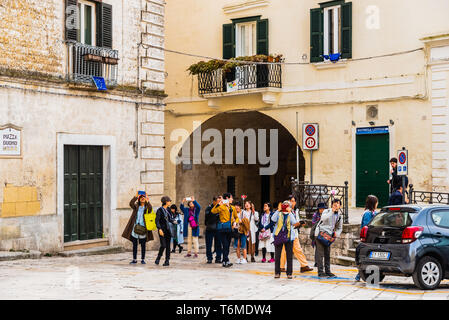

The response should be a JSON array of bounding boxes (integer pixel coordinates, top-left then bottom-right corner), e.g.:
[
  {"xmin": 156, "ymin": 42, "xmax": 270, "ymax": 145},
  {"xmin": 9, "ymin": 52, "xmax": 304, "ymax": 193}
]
[
  {"xmin": 66, "ymin": 41, "xmax": 119, "ymax": 87},
  {"xmin": 197, "ymin": 63, "xmax": 282, "ymax": 96}
]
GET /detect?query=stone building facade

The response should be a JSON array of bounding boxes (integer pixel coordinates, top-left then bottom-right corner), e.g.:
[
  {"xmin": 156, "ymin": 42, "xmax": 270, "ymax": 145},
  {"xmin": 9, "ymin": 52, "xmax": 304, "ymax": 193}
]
[
  {"xmin": 0, "ymin": 0, "xmax": 166, "ymax": 252},
  {"xmin": 164, "ymin": 0, "xmax": 449, "ymax": 214}
]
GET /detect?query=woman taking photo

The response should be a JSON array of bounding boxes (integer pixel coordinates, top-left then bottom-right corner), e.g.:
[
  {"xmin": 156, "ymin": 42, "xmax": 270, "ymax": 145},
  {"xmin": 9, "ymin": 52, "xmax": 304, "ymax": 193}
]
[
  {"xmin": 258, "ymin": 202, "xmax": 275, "ymax": 263},
  {"xmin": 122, "ymin": 192, "xmax": 154, "ymax": 264},
  {"xmin": 180, "ymin": 197, "xmax": 201, "ymax": 258}
]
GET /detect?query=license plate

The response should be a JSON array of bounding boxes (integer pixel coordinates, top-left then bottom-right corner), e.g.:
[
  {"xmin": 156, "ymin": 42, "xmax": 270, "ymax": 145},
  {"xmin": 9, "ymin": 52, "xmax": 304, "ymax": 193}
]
[{"xmin": 369, "ymin": 251, "xmax": 391, "ymax": 260}]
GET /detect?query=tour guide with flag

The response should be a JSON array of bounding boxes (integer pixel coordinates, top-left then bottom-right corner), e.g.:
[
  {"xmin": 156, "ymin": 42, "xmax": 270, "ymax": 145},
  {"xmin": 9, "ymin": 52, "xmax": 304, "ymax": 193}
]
[{"xmin": 211, "ymin": 193, "xmax": 239, "ymax": 268}]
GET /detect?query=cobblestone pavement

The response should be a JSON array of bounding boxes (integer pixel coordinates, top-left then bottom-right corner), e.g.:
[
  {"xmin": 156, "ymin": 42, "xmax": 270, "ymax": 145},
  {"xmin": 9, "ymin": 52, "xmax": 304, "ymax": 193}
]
[{"xmin": 1, "ymin": 250, "xmax": 449, "ymax": 300}]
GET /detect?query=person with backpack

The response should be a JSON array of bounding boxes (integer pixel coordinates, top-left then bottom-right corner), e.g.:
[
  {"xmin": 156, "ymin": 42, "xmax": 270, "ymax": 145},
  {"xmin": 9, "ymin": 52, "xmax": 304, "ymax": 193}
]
[
  {"xmin": 169, "ymin": 204, "xmax": 184, "ymax": 254},
  {"xmin": 211, "ymin": 193, "xmax": 239, "ymax": 268},
  {"xmin": 205, "ymin": 196, "xmax": 222, "ymax": 264},
  {"xmin": 122, "ymin": 192, "xmax": 154, "ymax": 264},
  {"xmin": 155, "ymin": 196, "xmax": 177, "ymax": 266},
  {"xmin": 280, "ymin": 195, "xmax": 313, "ymax": 273},
  {"xmin": 314, "ymin": 198, "xmax": 343, "ymax": 278},
  {"xmin": 272, "ymin": 201, "xmax": 301, "ymax": 279},
  {"xmin": 244, "ymin": 201, "xmax": 259, "ymax": 263},
  {"xmin": 355, "ymin": 195, "xmax": 379, "ymax": 281},
  {"xmin": 258, "ymin": 202, "xmax": 275, "ymax": 263},
  {"xmin": 234, "ymin": 201, "xmax": 249, "ymax": 264},
  {"xmin": 180, "ymin": 197, "xmax": 201, "ymax": 258}
]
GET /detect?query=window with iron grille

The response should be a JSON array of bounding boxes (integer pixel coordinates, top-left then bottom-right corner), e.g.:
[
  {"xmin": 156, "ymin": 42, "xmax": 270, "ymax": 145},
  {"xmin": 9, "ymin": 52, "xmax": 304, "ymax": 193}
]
[{"xmin": 65, "ymin": 0, "xmax": 118, "ymax": 86}]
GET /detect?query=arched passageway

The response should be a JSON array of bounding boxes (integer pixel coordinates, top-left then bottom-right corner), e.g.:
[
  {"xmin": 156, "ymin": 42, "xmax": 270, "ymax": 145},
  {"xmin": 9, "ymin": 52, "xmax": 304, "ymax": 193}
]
[{"xmin": 175, "ymin": 111, "xmax": 305, "ymax": 212}]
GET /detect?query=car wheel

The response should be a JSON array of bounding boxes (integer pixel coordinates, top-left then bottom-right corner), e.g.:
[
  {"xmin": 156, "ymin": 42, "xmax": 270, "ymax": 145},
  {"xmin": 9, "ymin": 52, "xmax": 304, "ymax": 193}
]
[{"xmin": 412, "ymin": 256, "xmax": 443, "ymax": 290}]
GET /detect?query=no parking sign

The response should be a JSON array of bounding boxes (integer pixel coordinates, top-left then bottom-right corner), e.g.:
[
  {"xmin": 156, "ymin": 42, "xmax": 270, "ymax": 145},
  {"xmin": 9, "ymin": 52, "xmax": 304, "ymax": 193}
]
[
  {"xmin": 303, "ymin": 124, "xmax": 319, "ymax": 150},
  {"xmin": 397, "ymin": 149, "xmax": 408, "ymax": 176}
]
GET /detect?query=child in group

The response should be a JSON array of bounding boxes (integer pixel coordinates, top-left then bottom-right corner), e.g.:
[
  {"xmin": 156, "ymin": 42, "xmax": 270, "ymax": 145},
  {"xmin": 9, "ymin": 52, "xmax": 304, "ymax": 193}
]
[{"xmin": 258, "ymin": 202, "xmax": 275, "ymax": 263}]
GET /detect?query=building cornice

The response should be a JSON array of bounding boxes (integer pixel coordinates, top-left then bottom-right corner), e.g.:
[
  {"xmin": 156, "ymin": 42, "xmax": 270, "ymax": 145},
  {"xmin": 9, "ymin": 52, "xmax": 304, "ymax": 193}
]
[{"xmin": 223, "ymin": 0, "xmax": 269, "ymax": 14}]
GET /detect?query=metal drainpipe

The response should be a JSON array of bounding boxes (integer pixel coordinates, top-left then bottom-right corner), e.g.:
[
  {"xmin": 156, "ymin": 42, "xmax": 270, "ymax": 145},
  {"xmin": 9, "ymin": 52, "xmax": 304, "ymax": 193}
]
[{"xmin": 135, "ymin": 102, "xmax": 139, "ymax": 159}]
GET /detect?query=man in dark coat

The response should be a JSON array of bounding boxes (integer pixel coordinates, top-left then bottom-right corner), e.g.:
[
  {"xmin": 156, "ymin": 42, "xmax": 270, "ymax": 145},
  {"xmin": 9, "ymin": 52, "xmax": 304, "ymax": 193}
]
[
  {"xmin": 388, "ymin": 157, "xmax": 407, "ymax": 193},
  {"xmin": 205, "ymin": 196, "xmax": 222, "ymax": 264}
]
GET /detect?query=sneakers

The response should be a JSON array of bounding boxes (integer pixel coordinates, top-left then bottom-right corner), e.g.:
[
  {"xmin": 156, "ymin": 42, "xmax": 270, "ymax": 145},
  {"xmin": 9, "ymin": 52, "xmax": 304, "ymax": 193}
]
[
  {"xmin": 129, "ymin": 260, "xmax": 137, "ymax": 264},
  {"xmin": 355, "ymin": 273, "xmax": 361, "ymax": 282},
  {"xmin": 240, "ymin": 258, "xmax": 247, "ymax": 264},
  {"xmin": 141, "ymin": 260, "xmax": 146, "ymax": 265},
  {"xmin": 268, "ymin": 258, "xmax": 275, "ymax": 263},
  {"xmin": 261, "ymin": 258, "xmax": 266, "ymax": 263},
  {"xmin": 178, "ymin": 245, "xmax": 183, "ymax": 253},
  {"xmin": 155, "ymin": 258, "xmax": 160, "ymax": 265},
  {"xmin": 193, "ymin": 253, "xmax": 198, "ymax": 258},
  {"xmin": 251, "ymin": 257, "xmax": 256, "ymax": 263},
  {"xmin": 163, "ymin": 261, "xmax": 170, "ymax": 267},
  {"xmin": 236, "ymin": 258, "xmax": 242, "ymax": 264},
  {"xmin": 223, "ymin": 262, "xmax": 233, "ymax": 268},
  {"xmin": 207, "ymin": 260, "xmax": 212, "ymax": 264},
  {"xmin": 185, "ymin": 253, "xmax": 192, "ymax": 258},
  {"xmin": 287, "ymin": 275, "xmax": 293, "ymax": 279},
  {"xmin": 326, "ymin": 272, "xmax": 336, "ymax": 278},
  {"xmin": 215, "ymin": 259, "xmax": 222, "ymax": 264},
  {"xmin": 274, "ymin": 274, "xmax": 280, "ymax": 279},
  {"xmin": 318, "ymin": 272, "xmax": 327, "ymax": 278}
]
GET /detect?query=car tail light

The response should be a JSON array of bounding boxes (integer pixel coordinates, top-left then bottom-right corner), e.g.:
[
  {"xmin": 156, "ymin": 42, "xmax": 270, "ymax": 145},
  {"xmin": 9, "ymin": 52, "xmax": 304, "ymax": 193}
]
[
  {"xmin": 360, "ymin": 226, "xmax": 368, "ymax": 242},
  {"xmin": 389, "ymin": 208, "xmax": 401, "ymax": 211},
  {"xmin": 401, "ymin": 226, "xmax": 423, "ymax": 244}
]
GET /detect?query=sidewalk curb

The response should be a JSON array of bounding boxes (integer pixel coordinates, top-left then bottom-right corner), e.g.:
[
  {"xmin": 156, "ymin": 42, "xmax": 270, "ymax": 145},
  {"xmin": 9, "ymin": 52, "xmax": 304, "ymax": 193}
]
[{"xmin": 0, "ymin": 251, "xmax": 42, "ymax": 262}]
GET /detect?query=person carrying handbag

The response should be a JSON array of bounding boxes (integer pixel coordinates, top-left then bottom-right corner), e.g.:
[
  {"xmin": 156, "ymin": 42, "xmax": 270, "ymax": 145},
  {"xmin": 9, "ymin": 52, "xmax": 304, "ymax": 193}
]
[
  {"xmin": 271, "ymin": 201, "xmax": 301, "ymax": 279},
  {"xmin": 314, "ymin": 198, "xmax": 343, "ymax": 278},
  {"xmin": 121, "ymin": 192, "xmax": 154, "ymax": 264},
  {"xmin": 180, "ymin": 197, "xmax": 201, "ymax": 258}
]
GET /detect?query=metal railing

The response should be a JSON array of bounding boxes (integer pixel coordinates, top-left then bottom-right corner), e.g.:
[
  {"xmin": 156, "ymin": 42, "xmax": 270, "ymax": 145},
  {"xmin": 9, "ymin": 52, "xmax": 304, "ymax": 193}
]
[
  {"xmin": 291, "ymin": 178, "xmax": 349, "ymax": 224},
  {"xmin": 409, "ymin": 184, "xmax": 449, "ymax": 205},
  {"xmin": 198, "ymin": 63, "xmax": 282, "ymax": 95},
  {"xmin": 67, "ymin": 41, "xmax": 119, "ymax": 87}
]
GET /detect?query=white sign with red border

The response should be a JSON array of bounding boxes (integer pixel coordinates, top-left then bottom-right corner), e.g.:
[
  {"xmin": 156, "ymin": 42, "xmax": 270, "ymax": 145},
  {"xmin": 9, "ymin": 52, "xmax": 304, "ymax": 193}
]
[
  {"xmin": 303, "ymin": 123, "xmax": 319, "ymax": 150},
  {"xmin": 397, "ymin": 149, "xmax": 408, "ymax": 176}
]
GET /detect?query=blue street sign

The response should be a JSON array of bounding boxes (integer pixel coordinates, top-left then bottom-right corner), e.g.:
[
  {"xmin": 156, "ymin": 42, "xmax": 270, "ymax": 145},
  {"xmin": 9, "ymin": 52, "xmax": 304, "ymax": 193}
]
[
  {"xmin": 92, "ymin": 76, "xmax": 107, "ymax": 91},
  {"xmin": 356, "ymin": 126, "xmax": 389, "ymax": 135}
]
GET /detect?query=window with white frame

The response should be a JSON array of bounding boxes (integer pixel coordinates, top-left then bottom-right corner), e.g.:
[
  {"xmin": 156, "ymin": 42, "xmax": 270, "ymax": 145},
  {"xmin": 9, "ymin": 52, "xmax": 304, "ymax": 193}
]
[
  {"xmin": 235, "ymin": 21, "xmax": 257, "ymax": 57},
  {"xmin": 77, "ymin": 0, "xmax": 96, "ymax": 46},
  {"xmin": 323, "ymin": 5, "xmax": 341, "ymax": 55}
]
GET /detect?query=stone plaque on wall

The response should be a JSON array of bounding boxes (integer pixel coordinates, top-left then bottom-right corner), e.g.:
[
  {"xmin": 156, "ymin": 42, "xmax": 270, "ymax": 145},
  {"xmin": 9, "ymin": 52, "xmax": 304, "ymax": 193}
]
[{"xmin": 0, "ymin": 124, "xmax": 22, "ymax": 157}]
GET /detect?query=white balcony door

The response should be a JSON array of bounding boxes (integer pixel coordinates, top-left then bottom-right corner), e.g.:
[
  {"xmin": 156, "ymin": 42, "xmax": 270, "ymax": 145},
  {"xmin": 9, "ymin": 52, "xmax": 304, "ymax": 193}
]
[
  {"xmin": 323, "ymin": 5, "xmax": 341, "ymax": 56},
  {"xmin": 235, "ymin": 22, "xmax": 257, "ymax": 57},
  {"xmin": 78, "ymin": 0, "xmax": 96, "ymax": 46}
]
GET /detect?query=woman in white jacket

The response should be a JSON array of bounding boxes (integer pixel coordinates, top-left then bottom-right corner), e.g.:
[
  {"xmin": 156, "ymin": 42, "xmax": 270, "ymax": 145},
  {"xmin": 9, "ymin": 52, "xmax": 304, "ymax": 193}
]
[{"xmin": 243, "ymin": 201, "xmax": 259, "ymax": 263}]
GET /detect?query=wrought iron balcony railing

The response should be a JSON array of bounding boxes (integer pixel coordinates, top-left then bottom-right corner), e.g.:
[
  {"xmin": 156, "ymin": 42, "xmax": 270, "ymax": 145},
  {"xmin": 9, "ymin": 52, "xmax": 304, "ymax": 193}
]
[
  {"xmin": 198, "ymin": 63, "xmax": 282, "ymax": 95},
  {"xmin": 67, "ymin": 41, "xmax": 119, "ymax": 87}
]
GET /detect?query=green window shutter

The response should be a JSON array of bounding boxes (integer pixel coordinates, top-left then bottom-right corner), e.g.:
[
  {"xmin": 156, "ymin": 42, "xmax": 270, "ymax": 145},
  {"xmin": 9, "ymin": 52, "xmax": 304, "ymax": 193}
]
[
  {"xmin": 341, "ymin": 2, "xmax": 352, "ymax": 59},
  {"xmin": 65, "ymin": 0, "xmax": 79, "ymax": 41},
  {"xmin": 223, "ymin": 23, "xmax": 235, "ymax": 59},
  {"xmin": 310, "ymin": 8, "xmax": 323, "ymax": 62},
  {"xmin": 256, "ymin": 19, "xmax": 269, "ymax": 55},
  {"xmin": 96, "ymin": 3, "xmax": 113, "ymax": 48}
]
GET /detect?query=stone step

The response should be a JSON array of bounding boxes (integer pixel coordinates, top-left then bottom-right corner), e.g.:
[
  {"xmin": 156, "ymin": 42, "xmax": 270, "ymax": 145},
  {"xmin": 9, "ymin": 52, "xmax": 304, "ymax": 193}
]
[
  {"xmin": 334, "ymin": 255, "xmax": 356, "ymax": 267},
  {"xmin": 58, "ymin": 246, "xmax": 126, "ymax": 258},
  {"xmin": 348, "ymin": 248, "xmax": 356, "ymax": 258},
  {"xmin": 0, "ymin": 250, "xmax": 42, "ymax": 262}
]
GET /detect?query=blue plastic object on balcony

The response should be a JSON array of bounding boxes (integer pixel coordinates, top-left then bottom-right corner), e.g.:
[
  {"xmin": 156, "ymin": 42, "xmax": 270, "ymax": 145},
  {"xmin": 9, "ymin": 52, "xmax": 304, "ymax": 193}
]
[
  {"xmin": 322, "ymin": 53, "xmax": 341, "ymax": 63},
  {"xmin": 92, "ymin": 76, "xmax": 107, "ymax": 91}
]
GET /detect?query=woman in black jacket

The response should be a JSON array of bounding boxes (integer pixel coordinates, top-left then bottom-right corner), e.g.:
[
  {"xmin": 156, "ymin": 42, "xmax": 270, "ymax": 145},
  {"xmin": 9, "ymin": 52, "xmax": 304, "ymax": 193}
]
[{"xmin": 155, "ymin": 196, "xmax": 177, "ymax": 266}]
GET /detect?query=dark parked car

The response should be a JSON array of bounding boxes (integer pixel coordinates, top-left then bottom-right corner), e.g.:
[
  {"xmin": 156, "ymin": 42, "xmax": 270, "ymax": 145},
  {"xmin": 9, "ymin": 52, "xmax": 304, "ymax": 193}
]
[{"xmin": 356, "ymin": 204, "xmax": 449, "ymax": 290}]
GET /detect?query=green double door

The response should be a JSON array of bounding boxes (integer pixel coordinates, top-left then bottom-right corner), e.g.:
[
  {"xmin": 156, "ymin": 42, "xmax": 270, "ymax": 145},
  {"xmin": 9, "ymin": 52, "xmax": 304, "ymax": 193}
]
[
  {"xmin": 356, "ymin": 133, "xmax": 390, "ymax": 207},
  {"xmin": 64, "ymin": 145, "xmax": 103, "ymax": 243}
]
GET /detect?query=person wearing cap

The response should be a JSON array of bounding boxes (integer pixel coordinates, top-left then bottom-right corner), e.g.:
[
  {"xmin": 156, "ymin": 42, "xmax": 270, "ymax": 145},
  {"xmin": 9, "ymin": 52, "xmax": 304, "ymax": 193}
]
[
  {"xmin": 122, "ymin": 192, "xmax": 154, "ymax": 264},
  {"xmin": 155, "ymin": 196, "xmax": 177, "ymax": 266},
  {"xmin": 271, "ymin": 201, "xmax": 301, "ymax": 279},
  {"xmin": 314, "ymin": 199, "xmax": 343, "ymax": 278}
]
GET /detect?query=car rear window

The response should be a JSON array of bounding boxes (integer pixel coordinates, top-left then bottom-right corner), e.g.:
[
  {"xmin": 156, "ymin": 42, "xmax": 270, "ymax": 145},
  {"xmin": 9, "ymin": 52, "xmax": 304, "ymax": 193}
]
[{"xmin": 370, "ymin": 211, "xmax": 415, "ymax": 227}]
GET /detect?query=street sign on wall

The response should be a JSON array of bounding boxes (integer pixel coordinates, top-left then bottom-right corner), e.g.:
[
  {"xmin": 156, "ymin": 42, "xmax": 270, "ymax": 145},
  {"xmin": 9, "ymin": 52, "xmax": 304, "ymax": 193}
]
[
  {"xmin": 0, "ymin": 125, "xmax": 21, "ymax": 157},
  {"xmin": 303, "ymin": 123, "xmax": 319, "ymax": 150},
  {"xmin": 397, "ymin": 149, "xmax": 408, "ymax": 176}
]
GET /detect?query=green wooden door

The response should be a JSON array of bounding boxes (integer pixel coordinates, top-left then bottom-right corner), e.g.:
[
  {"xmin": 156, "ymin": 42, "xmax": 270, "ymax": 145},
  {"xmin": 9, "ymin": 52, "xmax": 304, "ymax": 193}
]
[
  {"xmin": 64, "ymin": 145, "xmax": 103, "ymax": 242},
  {"xmin": 356, "ymin": 134, "xmax": 389, "ymax": 207}
]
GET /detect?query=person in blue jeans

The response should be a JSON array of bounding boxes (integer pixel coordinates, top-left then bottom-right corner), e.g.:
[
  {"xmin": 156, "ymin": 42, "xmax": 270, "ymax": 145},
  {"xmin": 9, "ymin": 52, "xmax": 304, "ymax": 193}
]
[
  {"xmin": 204, "ymin": 196, "xmax": 222, "ymax": 263},
  {"xmin": 355, "ymin": 195, "xmax": 379, "ymax": 281}
]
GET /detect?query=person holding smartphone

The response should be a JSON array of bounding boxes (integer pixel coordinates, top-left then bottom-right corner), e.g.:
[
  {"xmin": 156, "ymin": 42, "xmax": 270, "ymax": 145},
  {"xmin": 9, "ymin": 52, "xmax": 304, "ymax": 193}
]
[
  {"xmin": 122, "ymin": 192, "xmax": 153, "ymax": 264},
  {"xmin": 180, "ymin": 196, "xmax": 201, "ymax": 258}
]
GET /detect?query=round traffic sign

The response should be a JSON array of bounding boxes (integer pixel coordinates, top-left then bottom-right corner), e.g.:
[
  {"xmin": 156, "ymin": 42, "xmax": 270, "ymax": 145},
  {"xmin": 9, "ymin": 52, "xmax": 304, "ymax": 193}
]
[
  {"xmin": 305, "ymin": 125, "xmax": 316, "ymax": 136},
  {"xmin": 305, "ymin": 137, "xmax": 316, "ymax": 149},
  {"xmin": 399, "ymin": 152, "xmax": 407, "ymax": 164}
]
